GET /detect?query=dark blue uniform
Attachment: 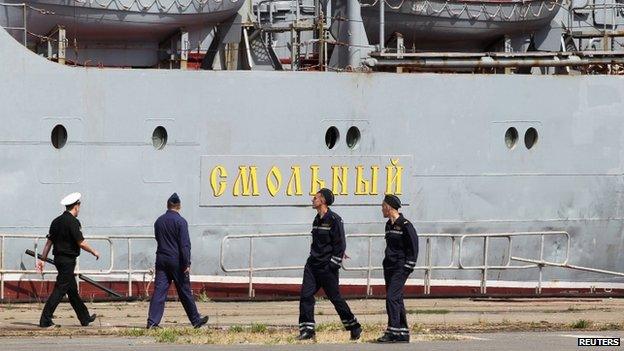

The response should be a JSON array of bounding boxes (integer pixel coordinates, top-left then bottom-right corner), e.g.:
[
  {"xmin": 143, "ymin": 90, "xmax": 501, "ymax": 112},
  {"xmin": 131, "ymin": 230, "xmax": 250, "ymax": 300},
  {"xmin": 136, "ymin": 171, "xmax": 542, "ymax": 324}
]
[
  {"xmin": 383, "ymin": 214, "xmax": 418, "ymax": 339},
  {"xmin": 299, "ymin": 209, "xmax": 360, "ymax": 333},
  {"xmin": 147, "ymin": 210, "xmax": 201, "ymax": 327}
]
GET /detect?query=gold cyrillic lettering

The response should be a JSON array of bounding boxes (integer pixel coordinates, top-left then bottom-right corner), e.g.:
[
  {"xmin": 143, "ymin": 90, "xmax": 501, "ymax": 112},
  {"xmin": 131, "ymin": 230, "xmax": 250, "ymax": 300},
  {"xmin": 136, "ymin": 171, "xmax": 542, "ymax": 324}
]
[
  {"xmin": 266, "ymin": 166, "xmax": 282, "ymax": 197},
  {"xmin": 385, "ymin": 159, "xmax": 403, "ymax": 195},
  {"xmin": 287, "ymin": 166, "xmax": 303, "ymax": 196},
  {"xmin": 210, "ymin": 166, "xmax": 227, "ymax": 197},
  {"xmin": 233, "ymin": 166, "xmax": 260, "ymax": 196},
  {"xmin": 309, "ymin": 165, "xmax": 326, "ymax": 195},
  {"xmin": 331, "ymin": 165, "xmax": 349, "ymax": 195}
]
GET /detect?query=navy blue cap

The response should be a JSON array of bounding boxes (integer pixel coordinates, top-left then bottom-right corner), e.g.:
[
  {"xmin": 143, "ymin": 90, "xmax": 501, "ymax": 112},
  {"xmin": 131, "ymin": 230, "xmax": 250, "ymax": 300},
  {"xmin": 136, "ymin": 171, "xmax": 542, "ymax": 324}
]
[
  {"xmin": 318, "ymin": 188, "xmax": 334, "ymax": 206},
  {"xmin": 168, "ymin": 193, "xmax": 180, "ymax": 204},
  {"xmin": 384, "ymin": 194, "xmax": 401, "ymax": 210}
]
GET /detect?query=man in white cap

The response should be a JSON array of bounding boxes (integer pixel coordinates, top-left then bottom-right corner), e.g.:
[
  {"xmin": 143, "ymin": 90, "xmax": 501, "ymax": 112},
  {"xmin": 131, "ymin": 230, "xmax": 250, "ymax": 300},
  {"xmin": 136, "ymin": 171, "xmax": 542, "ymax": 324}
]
[{"xmin": 36, "ymin": 192, "xmax": 100, "ymax": 328}]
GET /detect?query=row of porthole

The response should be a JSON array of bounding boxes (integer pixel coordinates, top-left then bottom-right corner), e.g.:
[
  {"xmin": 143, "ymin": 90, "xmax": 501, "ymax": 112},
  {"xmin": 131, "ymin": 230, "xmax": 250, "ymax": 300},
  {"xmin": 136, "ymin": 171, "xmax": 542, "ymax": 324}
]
[
  {"xmin": 51, "ymin": 124, "xmax": 169, "ymax": 150},
  {"xmin": 326, "ymin": 126, "xmax": 360, "ymax": 150},
  {"xmin": 505, "ymin": 127, "xmax": 538, "ymax": 150}
]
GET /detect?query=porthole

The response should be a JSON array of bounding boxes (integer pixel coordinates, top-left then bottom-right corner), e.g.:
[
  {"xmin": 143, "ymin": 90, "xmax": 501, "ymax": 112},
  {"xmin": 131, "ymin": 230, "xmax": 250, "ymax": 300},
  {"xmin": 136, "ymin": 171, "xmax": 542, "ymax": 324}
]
[
  {"xmin": 152, "ymin": 126, "xmax": 168, "ymax": 150},
  {"xmin": 325, "ymin": 126, "xmax": 339, "ymax": 149},
  {"xmin": 524, "ymin": 127, "xmax": 538, "ymax": 149},
  {"xmin": 51, "ymin": 124, "xmax": 67, "ymax": 149},
  {"xmin": 346, "ymin": 126, "xmax": 361, "ymax": 149},
  {"xmin": 504, "ymin": 127, "xmax": 518, "ymax": 149}
]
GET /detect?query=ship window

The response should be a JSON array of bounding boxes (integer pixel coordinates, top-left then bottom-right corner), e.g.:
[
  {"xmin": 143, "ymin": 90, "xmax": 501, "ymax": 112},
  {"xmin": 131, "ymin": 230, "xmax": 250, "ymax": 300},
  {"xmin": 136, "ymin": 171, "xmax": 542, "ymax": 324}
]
[
  {"xmin": 525, "ymin": 127, "xmax": 538, "ymax": 149},
  {"xmin": 346, "ymin": 126, "xmax": 360, "ymax": 149},
  {"xmin": 152, "ymin": 126, "xmax": 168, "ymax": 150},
  {"xmin": 505, "ymin": 127, "xmax": 518, "ymax": 149},
  {"xmin": 325, "ymin": 126, "xmax": 339, "ymax": 149},
  {"xmin": 51, "ymin": 124, "xmax": 67, "ymax": 149}
]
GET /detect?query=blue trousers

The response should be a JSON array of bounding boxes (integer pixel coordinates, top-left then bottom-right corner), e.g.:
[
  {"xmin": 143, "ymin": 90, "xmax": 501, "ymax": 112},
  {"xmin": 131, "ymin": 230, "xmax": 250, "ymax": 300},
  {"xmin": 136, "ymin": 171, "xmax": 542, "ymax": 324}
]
[
  {"xmin": 298, "ymin": 263, "xmax": 360, "ymax": 332},
  {"xmin": 384, "ymin": 266, "xmax": 410, "ymax": 336},
  {"xmin": 147, "ymin": 258, "xmax": 201, "ymax": 327}
]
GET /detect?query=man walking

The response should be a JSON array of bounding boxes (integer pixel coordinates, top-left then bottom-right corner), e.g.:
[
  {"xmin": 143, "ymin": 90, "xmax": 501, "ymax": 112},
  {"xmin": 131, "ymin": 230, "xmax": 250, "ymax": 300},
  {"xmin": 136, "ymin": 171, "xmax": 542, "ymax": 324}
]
[
  {"xmin": 377, "ymin": 194, "xmax": 419, "ymax": 343},
  {"xmin": 297, "ymin": 188, "xmax": 361, "ymax": 341},
  {"xmin": 147, "ymin": 193, "xmax": 208, "ymax": 329},
  {"xmin": 37, "ymin": 192, "xmax": 99, "ymax": 328}
]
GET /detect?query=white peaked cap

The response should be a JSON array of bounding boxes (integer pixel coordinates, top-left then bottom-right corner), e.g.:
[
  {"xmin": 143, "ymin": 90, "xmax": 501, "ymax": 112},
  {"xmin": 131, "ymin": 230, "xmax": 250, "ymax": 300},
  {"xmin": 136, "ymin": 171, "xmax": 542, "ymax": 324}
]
[{"xmin": 60, "ymin": 192, "xmax": 82, "ymax": 206}]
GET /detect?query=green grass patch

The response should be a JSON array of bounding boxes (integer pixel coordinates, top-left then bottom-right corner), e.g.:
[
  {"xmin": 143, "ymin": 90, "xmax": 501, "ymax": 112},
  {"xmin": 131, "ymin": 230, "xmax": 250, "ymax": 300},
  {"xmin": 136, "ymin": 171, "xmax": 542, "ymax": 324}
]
[
  {"xmin": 250, "ymin": 323, "xmax": 268, "ymax": 333},
  {"xmin": 407, "ymin": 309, "xmax": 450, "ymax": 315},
  {"xmin": 119, "ymin": 328, "xmax": 147, "ymax": 337},
  {"xmin": 228, "ymin": 325, "xmax": 244, "ymax": 333},
  {"xmin": 155, "ymin": 328, "xmax": 179, "ymax": 343},
  {"xmin": 316, "ymin": 322, "xmax": 343, "ymax": 332},
  {"xmin": 571, "ymin": 319, "xmax": 591, "ymax": 329},
  {"xmin": 196, "ymin": 291, "xmax": 210, "ymax": 303}
]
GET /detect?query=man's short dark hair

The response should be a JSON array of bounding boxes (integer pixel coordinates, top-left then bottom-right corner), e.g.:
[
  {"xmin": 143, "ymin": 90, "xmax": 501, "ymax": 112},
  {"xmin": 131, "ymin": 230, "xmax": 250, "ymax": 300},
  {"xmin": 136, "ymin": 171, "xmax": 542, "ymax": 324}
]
[
  {"xmin": 65, "ymin": 202, "xmax": 79, "ymax": 211},
  {"xmin": 167, "ymin": 201, "xmax": 181, "ymax": 210}
]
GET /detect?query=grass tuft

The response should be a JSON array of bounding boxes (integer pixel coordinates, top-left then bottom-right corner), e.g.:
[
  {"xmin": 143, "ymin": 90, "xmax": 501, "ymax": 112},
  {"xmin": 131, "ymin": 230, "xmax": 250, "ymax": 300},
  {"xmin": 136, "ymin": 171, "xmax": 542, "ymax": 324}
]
[{"xmin": 571, "ymin": 319, "xmax": 591, "ymax": 329}]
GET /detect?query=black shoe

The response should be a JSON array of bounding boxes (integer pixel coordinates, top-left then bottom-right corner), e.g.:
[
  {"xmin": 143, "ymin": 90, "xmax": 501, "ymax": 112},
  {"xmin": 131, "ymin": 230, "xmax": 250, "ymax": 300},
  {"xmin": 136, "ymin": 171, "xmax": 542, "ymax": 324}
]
[
  {"xmin": 193, "ymin": 315, "xmax": 209, "ymax": 329},
  {"xmin": 350, "ymin": 326, "xmax": 362, "ymax": 340},
  {"xmin": 297, "ymin": 330, "xmax": 316, "ymax": 340},
  {"xmin": 39, "ymin": 321, "xmax": 57, "ymax": 329},
  {"xmin": 146, "ymin": 323, "xmax": 161, "ymax": 330},
  {"xmin": 376, "ymin": 333, "xmax": 395, "ymax": 343},
  {"xmin": 395, "ymin": 334, "xmax": 410, "ymax": 343},
  {"xmin": 81, "ymin": 314, "xmax": 97, "ymax": 327}
]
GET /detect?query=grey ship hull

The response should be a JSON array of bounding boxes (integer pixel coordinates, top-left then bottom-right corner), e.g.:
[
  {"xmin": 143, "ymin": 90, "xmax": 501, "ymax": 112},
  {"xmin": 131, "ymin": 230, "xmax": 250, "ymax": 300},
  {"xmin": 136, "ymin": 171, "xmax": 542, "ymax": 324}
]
[{"xmin": 1, "ymin": 28, "xmax": 623, "ymax": 299}]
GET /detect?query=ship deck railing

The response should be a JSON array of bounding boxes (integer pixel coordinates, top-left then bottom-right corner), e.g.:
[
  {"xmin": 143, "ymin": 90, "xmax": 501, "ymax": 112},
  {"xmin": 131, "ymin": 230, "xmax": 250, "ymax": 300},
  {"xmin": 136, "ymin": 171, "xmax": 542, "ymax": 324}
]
[
  {"xmin": 0, "ymin": 233, "xmax": 154, "ymax": 300},
  {"xmin": 221, "ymin": 231, "xmax": 624, "ymax": 298}
]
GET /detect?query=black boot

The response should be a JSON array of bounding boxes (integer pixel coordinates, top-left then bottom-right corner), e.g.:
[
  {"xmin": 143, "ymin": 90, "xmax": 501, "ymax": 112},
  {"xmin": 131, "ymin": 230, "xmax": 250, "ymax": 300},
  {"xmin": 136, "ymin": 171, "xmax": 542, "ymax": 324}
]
[
  {"xmin": 81, "ymin": 314, "xmax": 97, "ymax": 326},
  {"xmin": 350, "ymin": 326, "xmax": 362, "ymax": 340},
  {"xmin": 395, "ymin": 333, "xmax": 410, "ymax": 343},
  {"xmin": 193, "ymin": 315, "xmax": 209, "ymax": 329},
  {"xmin": 297, "ymin": 329, "xmax": 316, "ymax": 340},
  {"xmin": 376, "ymin": 333, "xmax": 395, "ymax": 343}
]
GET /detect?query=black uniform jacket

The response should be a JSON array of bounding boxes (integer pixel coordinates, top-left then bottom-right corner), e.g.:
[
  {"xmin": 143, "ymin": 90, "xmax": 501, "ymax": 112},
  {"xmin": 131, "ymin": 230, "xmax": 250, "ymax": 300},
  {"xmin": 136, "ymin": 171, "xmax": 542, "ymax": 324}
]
[
  {"xmin": 308, "ymin": 209, "xmax": 346, "ymax": 269},
  {"xmin": 383, "ymin": 214, "xmax": 419, "ymax": 271}
]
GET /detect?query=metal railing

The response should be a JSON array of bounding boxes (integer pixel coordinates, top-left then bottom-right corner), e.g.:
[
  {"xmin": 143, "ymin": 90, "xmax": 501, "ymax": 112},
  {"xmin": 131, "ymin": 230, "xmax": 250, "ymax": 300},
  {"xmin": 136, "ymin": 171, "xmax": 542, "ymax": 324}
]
[
  {"xmin": 220, "ymin": 230, "xmax": 624, "ymax": 298},
  {"xmin": 458, "ymin": 231, "xmax": 570, "ymax": 294},
  {"xmin": 342, "ymin": 233, "xmax": 457, "ymax": 295},
  {"xmin": 0, "ymin": 234, "xmax": 154, "ymax": 300}
]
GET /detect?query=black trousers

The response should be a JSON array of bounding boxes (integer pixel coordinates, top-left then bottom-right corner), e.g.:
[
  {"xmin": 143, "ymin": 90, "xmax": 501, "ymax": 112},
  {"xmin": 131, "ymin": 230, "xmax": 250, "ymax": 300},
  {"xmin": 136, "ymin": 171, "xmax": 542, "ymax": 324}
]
[
  {"xmin": 383, "ymin": 266, "xmax": 410, "ymax": 336},
  {"xmin": 298, "ymin": 263, "xmax": 360, "ymax": 332},
  {"xmin": 40, "ymin": 255, "xmax": 90, "ymax": 326}
]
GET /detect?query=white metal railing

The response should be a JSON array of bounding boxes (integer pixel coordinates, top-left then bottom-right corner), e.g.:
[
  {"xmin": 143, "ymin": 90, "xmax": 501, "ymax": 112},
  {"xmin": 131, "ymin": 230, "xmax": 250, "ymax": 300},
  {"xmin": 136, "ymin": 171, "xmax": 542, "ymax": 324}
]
[
  {"xmin": 220, "ymin": 230, "xmax": 624, "ymax": 298},
  {"xmin": 0, "ymin": 234, "xmax": 154, "ymax": 300}
]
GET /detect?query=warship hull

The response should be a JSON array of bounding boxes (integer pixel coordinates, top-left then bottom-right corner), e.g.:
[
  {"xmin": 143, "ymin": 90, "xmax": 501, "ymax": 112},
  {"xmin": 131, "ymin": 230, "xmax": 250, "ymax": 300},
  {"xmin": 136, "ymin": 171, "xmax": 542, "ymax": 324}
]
[{"xmin": 1, "ymin": 28, "xmax": 624, "ymax": 300}]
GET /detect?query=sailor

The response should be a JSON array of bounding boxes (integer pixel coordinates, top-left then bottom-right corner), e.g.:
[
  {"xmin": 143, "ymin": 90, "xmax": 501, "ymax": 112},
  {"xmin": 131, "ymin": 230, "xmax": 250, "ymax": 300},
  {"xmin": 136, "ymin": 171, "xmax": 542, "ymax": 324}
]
[
  {"xmin": 297, "ymin": 188, "xmax": 362, "ymax": 340},
  {"xmin": 376, "ymin": 194, "xmax": 419, "ymax": 343},
  {"xmin": 36, "ymin": 192, "xmax": 100, "ymax": 328},
  {"xmin": 147, "ymin": 193, "xmax": 209, "ymax": 329}
]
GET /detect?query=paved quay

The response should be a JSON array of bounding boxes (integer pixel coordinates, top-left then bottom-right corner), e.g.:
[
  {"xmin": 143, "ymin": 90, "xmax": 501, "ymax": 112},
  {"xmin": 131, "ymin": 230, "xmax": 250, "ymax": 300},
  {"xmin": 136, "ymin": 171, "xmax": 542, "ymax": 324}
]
[
  {"xmin": 1, "ymin": 298, "xmax": 622, "ymax": 330},
  {"xmin": 0, "ymin": 298, "xmax": 622, "ymax": 350}
]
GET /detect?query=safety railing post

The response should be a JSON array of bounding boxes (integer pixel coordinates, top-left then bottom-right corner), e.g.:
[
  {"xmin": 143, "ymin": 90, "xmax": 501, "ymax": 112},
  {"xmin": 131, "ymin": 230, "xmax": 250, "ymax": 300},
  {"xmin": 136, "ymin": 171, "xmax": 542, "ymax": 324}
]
[
  {"xmin": 128, "ymin": 239, "xmax": 132, "ymax": 297},
  {"xmin": 366, "ymin": 236, "xmax": 373, "ymax": 296},
  {"xmin": 481, "ymin": 236, "xmax": 489, "ymax": 294},
  {"xmin": 249, "ymin": 237, "xmax": 255, "ymax": 298},
  {"xmin": 537, "ymin": 234, "xmax": 545, "ymax": 295},
  {"xmin": 425, "ymin": 237, "xmax": 431, "ymax": 295}
]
